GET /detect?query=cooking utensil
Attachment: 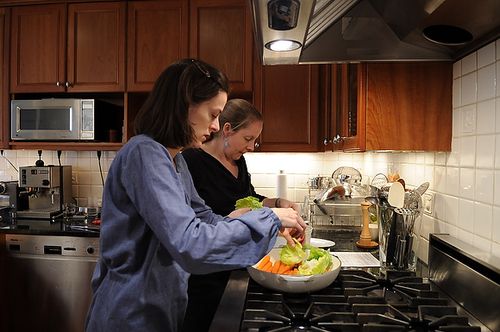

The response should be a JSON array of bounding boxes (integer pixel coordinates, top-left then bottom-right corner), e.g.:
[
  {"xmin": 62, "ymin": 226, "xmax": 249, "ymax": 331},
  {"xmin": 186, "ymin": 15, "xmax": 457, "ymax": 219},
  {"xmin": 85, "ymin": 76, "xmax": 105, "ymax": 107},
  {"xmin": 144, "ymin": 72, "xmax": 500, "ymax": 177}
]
[
  {"xmin": 414, "ymin": 182, "xmax": 430, "ymax": 196},
  {"xmin": 371, "ymin": 173, "xmax": 388, "ymax": 188},
  {"xmin": 247, "ymin": 248, "xmax": 342, "ymax": 293},
  {"xmin": 388, "ymin": 181, "xmax": 405, "ymax": 208}
]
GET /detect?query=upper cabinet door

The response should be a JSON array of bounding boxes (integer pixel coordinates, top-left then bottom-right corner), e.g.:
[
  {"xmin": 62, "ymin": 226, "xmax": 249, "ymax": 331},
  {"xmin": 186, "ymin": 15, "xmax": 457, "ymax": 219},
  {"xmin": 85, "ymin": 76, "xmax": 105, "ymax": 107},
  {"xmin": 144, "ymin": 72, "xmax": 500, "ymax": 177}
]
[
  {"xmin": 10, "ymin": 2, "xmax": 125, "ymax": 93},
  {"xmin": 127, "ymin": 0, "xmax": 188, "ymax": 92},
  {"xmin": 254, "ymin": 64, "xmax": 320, "ymax": 152},
  {"xmin": 67, "ymin": 2, "xmax": 125, "ymax": 92},
  {"xmin": 0, "ymin": 8, "xmax": 9, "ymax": 149},
  {"xmin": 10, "ymin": 4, "xmax": 66, "ymax": 93},
  {"xmin": 328, "ymin": 62, "xmax": 452, "ymax": 152},
  {"xmin": 189, "ymin": 0, "xmax": 253, "ymax": 95}
]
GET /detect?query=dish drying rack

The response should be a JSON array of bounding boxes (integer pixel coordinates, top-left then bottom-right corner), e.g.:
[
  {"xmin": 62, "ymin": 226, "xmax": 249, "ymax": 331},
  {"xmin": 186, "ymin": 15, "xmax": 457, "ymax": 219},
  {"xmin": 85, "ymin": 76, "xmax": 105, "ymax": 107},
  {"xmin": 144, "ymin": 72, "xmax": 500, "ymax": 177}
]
[
  {"xmin": 304, "ymin": 167, "xmax": 364, "ymax": 229},
  {"xmin": 303, "ymin": 190, "xmax": 363, "ymax": 229}
]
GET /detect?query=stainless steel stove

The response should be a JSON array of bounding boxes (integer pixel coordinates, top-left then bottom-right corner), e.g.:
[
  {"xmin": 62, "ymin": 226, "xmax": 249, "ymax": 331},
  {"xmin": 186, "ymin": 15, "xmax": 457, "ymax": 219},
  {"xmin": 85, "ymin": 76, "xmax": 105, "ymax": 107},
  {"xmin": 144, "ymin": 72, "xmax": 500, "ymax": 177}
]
[{"xmin": 209, "ymin": 233, "xmax": 499, "ymax": 332}]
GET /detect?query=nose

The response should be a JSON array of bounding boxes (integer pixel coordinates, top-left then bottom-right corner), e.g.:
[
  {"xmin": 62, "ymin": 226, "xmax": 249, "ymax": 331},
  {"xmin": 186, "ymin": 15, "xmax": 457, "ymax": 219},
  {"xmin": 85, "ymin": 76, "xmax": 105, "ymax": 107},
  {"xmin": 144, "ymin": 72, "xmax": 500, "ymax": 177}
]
[
  {"xmin": 209, "ymin": 118, "xmax": 220, "ymax": 133},
  {"xmin": 247, "ymin": 140, "xmax": 256, "ymax": 151}
]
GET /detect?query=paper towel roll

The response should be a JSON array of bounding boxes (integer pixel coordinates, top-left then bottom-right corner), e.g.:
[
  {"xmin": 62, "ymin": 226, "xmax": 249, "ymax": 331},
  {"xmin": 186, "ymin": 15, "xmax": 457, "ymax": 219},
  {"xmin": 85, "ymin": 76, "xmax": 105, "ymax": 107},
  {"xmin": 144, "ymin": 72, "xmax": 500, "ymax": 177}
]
[{"xmin": 276, "ymin": 170, "xmax": 287, "ymax": 199}]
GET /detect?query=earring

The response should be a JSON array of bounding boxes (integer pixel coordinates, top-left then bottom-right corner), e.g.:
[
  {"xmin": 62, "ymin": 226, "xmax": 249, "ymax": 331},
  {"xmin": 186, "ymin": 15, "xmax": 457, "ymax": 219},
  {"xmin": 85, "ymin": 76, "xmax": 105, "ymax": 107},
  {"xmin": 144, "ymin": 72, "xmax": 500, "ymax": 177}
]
[{"xmin": 223, "ymin": 137, "xmax": 229, "ymax": 148}]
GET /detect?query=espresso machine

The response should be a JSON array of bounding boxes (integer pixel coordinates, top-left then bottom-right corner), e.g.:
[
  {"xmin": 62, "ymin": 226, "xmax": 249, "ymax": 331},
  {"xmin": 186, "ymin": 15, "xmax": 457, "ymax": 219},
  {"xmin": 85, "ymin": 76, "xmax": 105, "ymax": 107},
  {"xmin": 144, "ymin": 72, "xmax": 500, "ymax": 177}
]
[{"xmin": 16, "ymin": 165, "xmax": 72, "ymax": 219}]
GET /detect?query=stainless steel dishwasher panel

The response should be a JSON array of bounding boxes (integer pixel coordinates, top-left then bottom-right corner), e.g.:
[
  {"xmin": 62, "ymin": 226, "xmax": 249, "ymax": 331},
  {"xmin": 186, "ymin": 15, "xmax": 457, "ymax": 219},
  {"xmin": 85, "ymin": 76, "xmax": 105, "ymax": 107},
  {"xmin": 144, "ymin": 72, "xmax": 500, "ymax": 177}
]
[{"xmin": 1, "ymin": 234, "xmax": 99, "ymax": 332}]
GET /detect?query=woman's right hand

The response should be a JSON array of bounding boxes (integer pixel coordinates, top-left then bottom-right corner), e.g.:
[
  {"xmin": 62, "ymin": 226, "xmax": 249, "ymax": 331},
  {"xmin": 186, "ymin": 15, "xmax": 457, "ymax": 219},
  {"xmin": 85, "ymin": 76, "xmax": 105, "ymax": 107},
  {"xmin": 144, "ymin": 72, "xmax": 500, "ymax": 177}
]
[{"xmin": 271, "ymin": 208, "xmax": 307, "ymax": 246}]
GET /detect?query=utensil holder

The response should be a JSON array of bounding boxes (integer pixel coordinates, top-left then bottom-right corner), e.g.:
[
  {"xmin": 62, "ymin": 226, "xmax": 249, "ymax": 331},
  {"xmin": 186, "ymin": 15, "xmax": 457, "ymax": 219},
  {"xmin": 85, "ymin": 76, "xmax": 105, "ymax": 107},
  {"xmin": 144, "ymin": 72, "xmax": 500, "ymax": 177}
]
[{"xmin": 379, "ymin": 205, "xmax": 421, "ymax": 272}]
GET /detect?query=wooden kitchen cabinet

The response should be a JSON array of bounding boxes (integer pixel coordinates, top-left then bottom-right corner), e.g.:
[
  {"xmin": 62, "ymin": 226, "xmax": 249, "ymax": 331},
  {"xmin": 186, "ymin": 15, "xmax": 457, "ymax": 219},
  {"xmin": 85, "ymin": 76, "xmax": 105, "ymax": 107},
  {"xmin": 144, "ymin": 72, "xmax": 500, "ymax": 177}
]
[
  {"xmin": 253, "ymin": 64, "xmax": 321, "ymax": 152},
  {"xmin": 189, "ymin": 0, "xmax": 253, "ymax": 97},
  {"xmin": 328, "ymin": 62, "xmax": 452, "ymax": 152},
  {"xmin": 127, "ymin": 0, "xmax": 188, "ymax": 91},
  {"xmin": 0, "ymin": 8, "xmax": 9, "ymax": 149},
  {"xmin": 10, "ymin": 2, "xmax": 125, "ymax": 93}
]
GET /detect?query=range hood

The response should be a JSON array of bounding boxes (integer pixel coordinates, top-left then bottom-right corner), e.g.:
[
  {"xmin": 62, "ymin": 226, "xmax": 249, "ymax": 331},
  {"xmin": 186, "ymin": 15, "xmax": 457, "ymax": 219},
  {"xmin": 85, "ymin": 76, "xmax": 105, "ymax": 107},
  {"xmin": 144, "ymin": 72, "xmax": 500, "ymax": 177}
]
[{"xmin": 250, "ymin": 0, "xmax": 500, "ymax": 64}]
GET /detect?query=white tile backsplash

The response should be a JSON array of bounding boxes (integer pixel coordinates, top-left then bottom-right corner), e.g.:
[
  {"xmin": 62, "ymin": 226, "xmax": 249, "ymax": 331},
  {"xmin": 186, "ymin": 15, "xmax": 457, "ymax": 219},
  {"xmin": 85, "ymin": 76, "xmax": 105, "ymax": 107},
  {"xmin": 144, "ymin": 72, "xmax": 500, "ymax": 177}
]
[
  {"xmin": 475, "ymin": 135, "xmax": 495, "ymax": 168},
  {"xmin": 461, "ymin": 72, "xmax": 477, "ymax": 105},
  {"xmin": 459, "ymin": 136, "xmax": 476, "ymax": 167},
  {"xmin": 477, "ymin": 64, "xmax": 496, "ymax": 101},
  {"xmin": 475, "ymin": 169, "xmax": 494, "ymax": 204},
  {"xmin": 474, "ymin": 202, "xmax": 493, "ymax": 239},
  {"xmin": 477, "ymin": 42, "xmax": 496, "ymax": 68},
  {"xmin": 462, "ymin": 52, "xmax": 477, "ymax": 74},
  {"xmin": 458, "ymin": 199, "xmax": 474, "ymax": 232},
  {"xmin": 459, "ymin": 168, "xmax": 475, "ymax": 200},
  {"xmin": 476, "ymin": 99, "xmax": 496, "ymax": 134}
]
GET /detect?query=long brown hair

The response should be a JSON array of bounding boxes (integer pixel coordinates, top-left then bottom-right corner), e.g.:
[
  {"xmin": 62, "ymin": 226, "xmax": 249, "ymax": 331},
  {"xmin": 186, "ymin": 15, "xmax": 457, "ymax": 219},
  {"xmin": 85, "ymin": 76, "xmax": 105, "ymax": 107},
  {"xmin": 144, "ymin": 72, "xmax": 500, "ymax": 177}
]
[{"xmin": 134, "ymin": 59, "xmax": 230, "ymax": 148}]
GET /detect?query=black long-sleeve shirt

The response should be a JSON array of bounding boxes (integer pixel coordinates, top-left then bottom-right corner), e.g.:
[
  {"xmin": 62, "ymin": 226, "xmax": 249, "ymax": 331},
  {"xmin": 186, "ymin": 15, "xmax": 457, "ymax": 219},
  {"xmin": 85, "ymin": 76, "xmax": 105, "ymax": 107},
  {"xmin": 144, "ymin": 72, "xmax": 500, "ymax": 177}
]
[{"xmin": 182, "ymin": 148, "xmax": 265, "ymax": 216}]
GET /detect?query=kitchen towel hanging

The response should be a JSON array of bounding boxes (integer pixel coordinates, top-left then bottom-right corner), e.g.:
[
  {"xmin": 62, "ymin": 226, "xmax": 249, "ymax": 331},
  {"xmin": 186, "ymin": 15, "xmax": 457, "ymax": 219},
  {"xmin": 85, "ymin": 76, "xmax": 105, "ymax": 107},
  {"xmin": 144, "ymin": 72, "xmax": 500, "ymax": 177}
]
[{"xmin": 276, "ymin": 170, "xmax": 287, "ymax": 199}]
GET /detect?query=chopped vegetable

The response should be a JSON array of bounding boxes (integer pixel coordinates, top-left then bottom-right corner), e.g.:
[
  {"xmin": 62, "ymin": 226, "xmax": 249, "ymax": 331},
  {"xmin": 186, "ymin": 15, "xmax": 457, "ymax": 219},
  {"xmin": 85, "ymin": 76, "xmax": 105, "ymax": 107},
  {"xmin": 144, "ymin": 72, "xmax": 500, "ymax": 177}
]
[
  {"xmin": 271, "ymin": 261, "xmax": 281, "ymax": 273},
  {"xmin": 280, "ymin": 238, "xmax": 306, "ymax": 266},
  {"xmin": 235, "ymin": 196, "xmax": 263, "ymax": 210},
  {"xmin": 297, "ymin": 245, "xmax": 332, "ymax": 275},
  {"xmin": 256, "ymin": 255, "xmax": 270, "ymax": 270},
  {"xmin": 260, "ymin": 260, "xmax": 273, "ymax": 272}
]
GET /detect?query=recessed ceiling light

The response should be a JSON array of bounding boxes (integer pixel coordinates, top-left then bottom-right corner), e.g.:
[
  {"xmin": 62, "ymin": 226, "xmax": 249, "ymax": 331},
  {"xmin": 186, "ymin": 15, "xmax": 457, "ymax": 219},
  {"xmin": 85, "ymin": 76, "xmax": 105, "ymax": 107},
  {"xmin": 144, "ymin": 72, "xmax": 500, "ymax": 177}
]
[{"xmin": 265, "ymin": 39, "xmax": 302, "ymax": 52}]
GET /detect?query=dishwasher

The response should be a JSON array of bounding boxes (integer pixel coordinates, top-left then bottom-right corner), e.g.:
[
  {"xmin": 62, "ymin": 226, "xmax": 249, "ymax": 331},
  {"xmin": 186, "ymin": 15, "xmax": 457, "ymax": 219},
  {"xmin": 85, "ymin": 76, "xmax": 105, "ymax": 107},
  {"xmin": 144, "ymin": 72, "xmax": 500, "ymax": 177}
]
[{"xmin": 0, "ymin": 233, "xmax": 99, "ymax": 332}]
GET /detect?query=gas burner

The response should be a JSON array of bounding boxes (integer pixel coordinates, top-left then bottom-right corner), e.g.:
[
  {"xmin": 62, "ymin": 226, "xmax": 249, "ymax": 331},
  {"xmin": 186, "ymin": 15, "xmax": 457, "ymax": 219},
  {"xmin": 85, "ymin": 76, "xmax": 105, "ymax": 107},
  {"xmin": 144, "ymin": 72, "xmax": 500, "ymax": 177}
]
[{"xmin": 240, "ymin": 270, "xmax": 483, "ymax": 332}]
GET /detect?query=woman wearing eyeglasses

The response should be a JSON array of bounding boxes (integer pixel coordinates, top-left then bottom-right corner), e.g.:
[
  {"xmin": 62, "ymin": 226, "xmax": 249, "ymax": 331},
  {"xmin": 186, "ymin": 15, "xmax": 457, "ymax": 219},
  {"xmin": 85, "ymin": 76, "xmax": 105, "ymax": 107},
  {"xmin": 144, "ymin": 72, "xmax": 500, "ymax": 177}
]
[
  {"xmin": 181, "ymin": 99, "xmax": 301, "ymax": 332},
  {"xmin": 85, "ymin": 59, "xmax": 306, "ymax": 332}
]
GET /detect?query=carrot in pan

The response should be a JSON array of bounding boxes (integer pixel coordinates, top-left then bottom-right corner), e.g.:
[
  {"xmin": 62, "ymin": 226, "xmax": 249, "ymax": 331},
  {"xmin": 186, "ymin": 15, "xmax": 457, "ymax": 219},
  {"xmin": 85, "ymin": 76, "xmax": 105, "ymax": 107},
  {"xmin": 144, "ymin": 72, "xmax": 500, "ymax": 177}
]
[
  {"xmin": 260, "ymin": 260, "xmax": 273, "ymax": 272},
  {"xmin": 256, "ymin": 255, "xmax": 270, "ymax": 270},
  {"xmin": 271, "ymin": 260, "xmax": 281, "ymax": 273},
  {"xmin": 278, "ymin": 263, "xmax": 293, "ymax": 274}
]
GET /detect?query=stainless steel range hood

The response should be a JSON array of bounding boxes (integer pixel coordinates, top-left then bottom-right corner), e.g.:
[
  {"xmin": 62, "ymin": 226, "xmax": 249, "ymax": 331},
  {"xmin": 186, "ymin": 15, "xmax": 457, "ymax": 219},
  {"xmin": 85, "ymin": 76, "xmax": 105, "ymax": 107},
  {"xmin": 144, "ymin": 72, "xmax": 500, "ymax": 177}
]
[{"xmin": 250, "ymin": 0, "xmax": 500, "ymax": 65}]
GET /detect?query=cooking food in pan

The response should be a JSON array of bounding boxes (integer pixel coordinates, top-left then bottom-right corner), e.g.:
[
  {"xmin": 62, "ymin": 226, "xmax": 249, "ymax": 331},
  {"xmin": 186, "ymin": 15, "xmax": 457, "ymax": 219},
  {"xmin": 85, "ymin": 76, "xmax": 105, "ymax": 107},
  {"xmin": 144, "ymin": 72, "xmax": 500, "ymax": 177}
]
[{"xmin": 247, "ymin": 241, "xmax": 341, "ymax": 293}]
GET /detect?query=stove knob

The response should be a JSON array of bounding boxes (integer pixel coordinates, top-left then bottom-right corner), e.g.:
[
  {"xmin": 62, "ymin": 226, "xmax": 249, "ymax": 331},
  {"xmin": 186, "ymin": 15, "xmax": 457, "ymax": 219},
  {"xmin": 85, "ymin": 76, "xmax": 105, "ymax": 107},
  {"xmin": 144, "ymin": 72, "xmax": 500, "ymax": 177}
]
[{"xmin": 86, "ymin": 246, "xmax": 95, "ymax": 255}]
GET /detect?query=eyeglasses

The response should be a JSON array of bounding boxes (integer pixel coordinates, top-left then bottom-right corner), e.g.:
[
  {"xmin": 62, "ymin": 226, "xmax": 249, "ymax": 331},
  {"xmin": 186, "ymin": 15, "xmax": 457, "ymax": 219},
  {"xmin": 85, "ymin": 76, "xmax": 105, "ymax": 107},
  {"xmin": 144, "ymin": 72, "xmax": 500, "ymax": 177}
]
[{"xmin": 191, "ymin": 59, "xmax": 212, "ymax": 78}]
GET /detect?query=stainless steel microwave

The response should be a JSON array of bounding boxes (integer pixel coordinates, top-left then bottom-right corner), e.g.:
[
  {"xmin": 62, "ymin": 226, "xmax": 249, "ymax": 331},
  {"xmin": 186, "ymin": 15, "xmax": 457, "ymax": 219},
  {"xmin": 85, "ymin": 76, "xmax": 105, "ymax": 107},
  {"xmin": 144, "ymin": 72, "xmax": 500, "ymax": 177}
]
[{"xmin": 11, "ymin": 98, "xmax": 96, "ymax": 140}]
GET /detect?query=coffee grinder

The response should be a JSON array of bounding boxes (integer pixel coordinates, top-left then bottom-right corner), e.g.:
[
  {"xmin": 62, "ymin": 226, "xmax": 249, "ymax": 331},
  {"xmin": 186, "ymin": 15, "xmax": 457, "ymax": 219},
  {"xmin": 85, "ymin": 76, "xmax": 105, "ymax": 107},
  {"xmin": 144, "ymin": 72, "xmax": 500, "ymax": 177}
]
[{"xmin": 16, "ymin": 165, "xmax": 72, "ymax": 219}]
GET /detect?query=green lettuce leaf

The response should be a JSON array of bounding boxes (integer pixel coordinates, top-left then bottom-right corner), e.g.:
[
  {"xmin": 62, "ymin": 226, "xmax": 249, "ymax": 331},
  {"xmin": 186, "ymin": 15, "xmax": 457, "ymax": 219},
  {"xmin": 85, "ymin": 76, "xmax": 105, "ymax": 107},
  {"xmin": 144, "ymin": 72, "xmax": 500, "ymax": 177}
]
[
  {"xmin": 297, "ymin": 249, "xmax": 332, "ymax": 275},
  {"xmin": 235, "ymin": 196, "xmax": 263, "ymax": 210},
  {"xmin": 280, "ymin": 239, "xmax": 306, "ymax": 266}
]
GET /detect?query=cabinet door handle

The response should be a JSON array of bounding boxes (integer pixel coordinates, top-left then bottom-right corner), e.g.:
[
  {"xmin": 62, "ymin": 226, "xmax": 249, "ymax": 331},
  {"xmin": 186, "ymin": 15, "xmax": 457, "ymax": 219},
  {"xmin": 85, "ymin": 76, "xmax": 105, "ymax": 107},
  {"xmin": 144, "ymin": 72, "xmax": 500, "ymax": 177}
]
[
  {"xmin": 323, "ymin": 138, "xmax": 332, "ymax": 145},
  {"xmin": 332, "ymin": 135, "xmax": 344, "ymax": 144},
  {"xmin": 56, "ymin": 81, "xmax": 61, "ymax": 87},
  {"xmin": 65, "ymin": 82, "xmax": 72, "ymax": 88},
  {"xmin": 254, "ymin": 142, "xmax": 260, "ymax": 149}
]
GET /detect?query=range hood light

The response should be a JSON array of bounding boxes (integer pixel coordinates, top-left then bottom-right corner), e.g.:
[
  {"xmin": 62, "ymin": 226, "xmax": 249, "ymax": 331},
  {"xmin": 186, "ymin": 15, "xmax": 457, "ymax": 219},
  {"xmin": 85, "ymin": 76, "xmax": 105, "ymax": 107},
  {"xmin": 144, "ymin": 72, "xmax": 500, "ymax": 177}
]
[{"xmin": 265, "ymin": 39, "xmax": 302, "ymax": 51}]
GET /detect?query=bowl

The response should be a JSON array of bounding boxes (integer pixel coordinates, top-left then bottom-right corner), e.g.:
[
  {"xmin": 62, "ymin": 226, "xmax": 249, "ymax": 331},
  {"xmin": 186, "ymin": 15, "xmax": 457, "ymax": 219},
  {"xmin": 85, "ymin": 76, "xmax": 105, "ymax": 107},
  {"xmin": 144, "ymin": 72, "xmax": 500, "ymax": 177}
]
[{"xmin": 247, "ymin": 248, "xmax": 342, "ymax": 293}]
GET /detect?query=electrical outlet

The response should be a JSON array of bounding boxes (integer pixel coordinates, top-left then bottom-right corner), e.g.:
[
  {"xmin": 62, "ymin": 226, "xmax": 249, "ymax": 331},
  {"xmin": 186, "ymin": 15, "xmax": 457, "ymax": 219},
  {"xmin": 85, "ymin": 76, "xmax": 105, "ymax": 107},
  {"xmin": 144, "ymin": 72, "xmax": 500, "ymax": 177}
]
[{"xmin": 423, "ymin": 192, "xmax": 434, "ymax": 215}]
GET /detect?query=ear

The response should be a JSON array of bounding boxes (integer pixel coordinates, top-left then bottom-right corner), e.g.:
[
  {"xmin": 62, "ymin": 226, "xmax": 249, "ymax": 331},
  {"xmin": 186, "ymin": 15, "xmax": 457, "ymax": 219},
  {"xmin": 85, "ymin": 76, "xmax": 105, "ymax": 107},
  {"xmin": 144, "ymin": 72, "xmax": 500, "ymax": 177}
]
[{"xmin": 222, "ymin": 122, "xmax": 233, "ymax": 136}]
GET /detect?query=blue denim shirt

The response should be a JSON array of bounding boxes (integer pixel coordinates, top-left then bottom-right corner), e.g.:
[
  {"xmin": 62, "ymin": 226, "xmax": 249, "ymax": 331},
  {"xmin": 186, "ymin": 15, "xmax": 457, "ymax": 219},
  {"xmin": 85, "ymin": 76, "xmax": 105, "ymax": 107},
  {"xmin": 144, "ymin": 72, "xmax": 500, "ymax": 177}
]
[{"xmin": 85, "ymin": 135, "xmax": 280, "ymax": 332}]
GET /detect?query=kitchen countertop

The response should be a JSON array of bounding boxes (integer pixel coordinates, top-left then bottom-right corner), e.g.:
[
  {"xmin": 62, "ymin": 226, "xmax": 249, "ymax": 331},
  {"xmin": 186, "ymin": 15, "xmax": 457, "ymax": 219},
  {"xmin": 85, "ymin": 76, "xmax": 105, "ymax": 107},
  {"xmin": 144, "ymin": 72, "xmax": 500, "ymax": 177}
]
[{"xmin": 0, "ymin": 217, "xmax": 100, "ymax": 237}]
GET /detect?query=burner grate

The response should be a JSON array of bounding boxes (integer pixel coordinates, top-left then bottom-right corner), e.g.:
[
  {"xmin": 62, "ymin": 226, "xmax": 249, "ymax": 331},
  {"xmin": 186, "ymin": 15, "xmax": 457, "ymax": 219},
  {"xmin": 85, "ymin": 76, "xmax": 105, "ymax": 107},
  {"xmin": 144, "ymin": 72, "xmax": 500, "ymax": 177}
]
[{"xmin": 240, "ymin": 271, "xmax": 482, "ymax": 332}]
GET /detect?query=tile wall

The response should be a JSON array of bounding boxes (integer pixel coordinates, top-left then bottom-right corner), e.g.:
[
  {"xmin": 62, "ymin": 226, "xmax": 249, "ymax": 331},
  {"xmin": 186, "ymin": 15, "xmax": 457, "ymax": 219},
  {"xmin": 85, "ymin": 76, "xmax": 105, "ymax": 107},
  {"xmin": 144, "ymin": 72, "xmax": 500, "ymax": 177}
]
[{"xmin": 1, "ymin": 39, "xmax": 498, "ymax": 263}]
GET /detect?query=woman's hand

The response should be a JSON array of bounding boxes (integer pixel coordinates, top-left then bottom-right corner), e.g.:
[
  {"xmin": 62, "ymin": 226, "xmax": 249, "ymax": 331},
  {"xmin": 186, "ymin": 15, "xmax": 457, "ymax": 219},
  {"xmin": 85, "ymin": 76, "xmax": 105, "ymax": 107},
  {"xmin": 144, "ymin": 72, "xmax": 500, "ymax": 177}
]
[
  {"xmin": 263, "ymin": 198, "xmax": 301, "ymax": 215},
  {"xmin": 227, "ymin": 207, "xmax": 251, "ymax": 218},
  {"xmin": 271, "ymin": 208, "xmax": 307, "ymax": 246}
]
